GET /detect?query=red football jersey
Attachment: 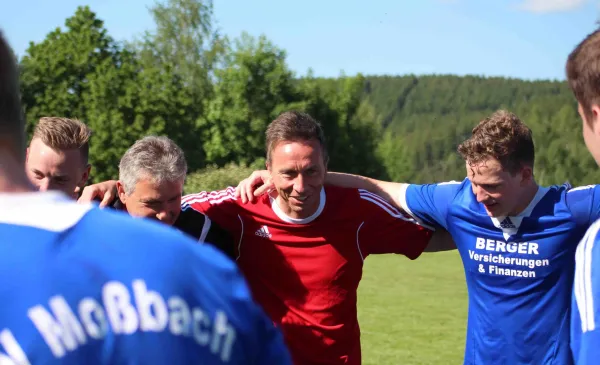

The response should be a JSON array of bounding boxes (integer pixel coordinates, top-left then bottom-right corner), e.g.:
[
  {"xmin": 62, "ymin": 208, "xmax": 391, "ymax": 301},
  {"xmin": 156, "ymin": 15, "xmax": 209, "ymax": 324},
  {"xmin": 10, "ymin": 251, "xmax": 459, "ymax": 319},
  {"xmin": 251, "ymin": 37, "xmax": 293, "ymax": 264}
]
[{"xmin": 181, "ymin": 185, "xmax": 433, "ymax": 365}]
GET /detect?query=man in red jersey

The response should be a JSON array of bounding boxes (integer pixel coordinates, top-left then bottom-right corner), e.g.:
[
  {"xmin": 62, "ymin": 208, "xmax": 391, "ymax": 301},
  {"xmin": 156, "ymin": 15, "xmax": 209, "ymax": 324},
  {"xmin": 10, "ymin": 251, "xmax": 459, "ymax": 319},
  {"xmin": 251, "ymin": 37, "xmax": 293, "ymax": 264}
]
[
  {"xmin": 180, "ymin": 111, "xmax": 454, "ymax": 365},
  {"xmin": 79, "ymin": 111, "xmax": 454, "ymax": 364}
]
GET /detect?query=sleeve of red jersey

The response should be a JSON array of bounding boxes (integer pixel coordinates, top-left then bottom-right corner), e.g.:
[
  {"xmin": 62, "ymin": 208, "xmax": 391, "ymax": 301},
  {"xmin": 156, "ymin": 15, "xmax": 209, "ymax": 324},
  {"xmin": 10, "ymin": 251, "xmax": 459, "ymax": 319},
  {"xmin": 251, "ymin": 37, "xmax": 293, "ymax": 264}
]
[
  {"xmin": 180, "ymin": 187, "xmax": 242, "ymax": 233},
  {"xmin": 356, "ymin": 189, "xmax": 433, "ymax": 259}
]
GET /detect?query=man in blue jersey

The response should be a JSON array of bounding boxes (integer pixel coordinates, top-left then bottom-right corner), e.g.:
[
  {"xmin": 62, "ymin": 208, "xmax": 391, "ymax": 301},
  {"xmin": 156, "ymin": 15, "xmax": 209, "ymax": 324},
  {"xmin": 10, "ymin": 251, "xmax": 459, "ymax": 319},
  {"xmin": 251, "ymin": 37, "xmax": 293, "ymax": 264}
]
[
  {"xmin": 236, "ymin": 109, "xmax": 600, "ymax": 364},
  {"xmin": 566, "ymin": 29, "xmax": 600, "ymax": 364},
  {"xmin": 0, "ymin": 31, "xmax": 291, "ymax": 365}
]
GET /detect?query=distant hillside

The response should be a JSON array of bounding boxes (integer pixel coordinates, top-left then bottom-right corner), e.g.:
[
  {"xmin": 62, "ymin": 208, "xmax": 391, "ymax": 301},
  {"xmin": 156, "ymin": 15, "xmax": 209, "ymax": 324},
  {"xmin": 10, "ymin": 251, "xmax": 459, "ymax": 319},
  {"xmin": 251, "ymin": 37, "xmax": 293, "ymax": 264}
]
[{"xmin": 352, "ymin": 75, "xmax": 596, "ymax": 186}]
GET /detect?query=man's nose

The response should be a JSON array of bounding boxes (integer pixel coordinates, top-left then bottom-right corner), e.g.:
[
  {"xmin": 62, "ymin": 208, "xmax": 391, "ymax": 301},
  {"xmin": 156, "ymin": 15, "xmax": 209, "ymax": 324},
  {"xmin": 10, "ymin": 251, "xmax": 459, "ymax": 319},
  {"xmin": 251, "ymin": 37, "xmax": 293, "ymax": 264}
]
[
  {"xmin": 156, "ymin": 209, "xmax": 174, "ymax": 225},
  {"xmin": 37, "ymin": 179, "xmax": 50, "ymax": 192}
]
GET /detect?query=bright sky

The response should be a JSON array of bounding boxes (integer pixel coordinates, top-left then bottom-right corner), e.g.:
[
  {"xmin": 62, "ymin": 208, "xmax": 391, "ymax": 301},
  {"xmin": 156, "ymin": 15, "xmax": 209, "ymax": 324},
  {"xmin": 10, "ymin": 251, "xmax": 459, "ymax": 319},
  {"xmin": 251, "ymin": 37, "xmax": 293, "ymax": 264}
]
[{"xmin": 1, "ymin": 0, "xmax": 599, "ymax": 80}]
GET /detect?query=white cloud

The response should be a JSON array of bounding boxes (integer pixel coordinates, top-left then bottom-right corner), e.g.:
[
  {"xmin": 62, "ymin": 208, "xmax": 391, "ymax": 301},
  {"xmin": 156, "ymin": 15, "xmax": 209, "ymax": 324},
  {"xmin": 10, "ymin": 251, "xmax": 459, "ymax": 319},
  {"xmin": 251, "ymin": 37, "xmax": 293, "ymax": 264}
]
[{"xmin": 516, "ymin": 0, "xmax": 588, "ymax": 13}]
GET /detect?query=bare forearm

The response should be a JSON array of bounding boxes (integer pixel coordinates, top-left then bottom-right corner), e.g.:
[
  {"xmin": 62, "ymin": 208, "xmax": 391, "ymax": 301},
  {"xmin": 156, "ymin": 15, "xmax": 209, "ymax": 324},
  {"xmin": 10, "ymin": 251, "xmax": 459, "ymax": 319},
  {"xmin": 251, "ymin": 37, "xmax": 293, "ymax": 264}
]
[
  {"xmin": 424, "ymin": 229, "xmax": 456, "ymax": 252},
  {"xmin": 325, "ymin": 172, "xmax": 404, "ymax": 207}
]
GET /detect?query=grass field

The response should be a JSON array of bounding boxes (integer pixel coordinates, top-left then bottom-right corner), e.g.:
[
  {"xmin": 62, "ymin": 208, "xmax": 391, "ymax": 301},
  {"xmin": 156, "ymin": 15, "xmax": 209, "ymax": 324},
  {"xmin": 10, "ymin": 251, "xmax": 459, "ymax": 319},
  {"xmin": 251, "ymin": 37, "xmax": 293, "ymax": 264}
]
[{"xmin": 357, "ymin": 251, "xmax": 468, "ymax": 365}]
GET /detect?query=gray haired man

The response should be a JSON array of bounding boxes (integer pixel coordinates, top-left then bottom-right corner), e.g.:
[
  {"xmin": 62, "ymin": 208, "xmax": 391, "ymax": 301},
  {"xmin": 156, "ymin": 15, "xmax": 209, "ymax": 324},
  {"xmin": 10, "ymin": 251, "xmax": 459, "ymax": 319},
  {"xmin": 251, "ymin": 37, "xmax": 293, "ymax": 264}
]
[{"xmin": 94, "ymin": 135, "xmax": 236, "ymax": 259}]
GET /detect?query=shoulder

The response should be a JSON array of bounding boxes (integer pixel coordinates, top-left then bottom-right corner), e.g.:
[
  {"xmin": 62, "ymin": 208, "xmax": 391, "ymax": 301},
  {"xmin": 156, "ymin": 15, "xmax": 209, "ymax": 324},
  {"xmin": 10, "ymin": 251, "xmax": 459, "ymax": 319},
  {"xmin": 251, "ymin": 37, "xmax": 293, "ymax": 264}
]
[
  {"xmin": 82, "ymin": 207, "xmax": 235, "ymax": 269},
  {"xmin": 323, "ymin": 185, "xmax": 410, "ymax": 219},
  {"xmin": 565, "ymin": 183, "xmax": 598, "ymax": 198},
  {"xmin": 403, "ymin": 177, "xmax": 468, "ymax": 201},
  {"xmin": 181, "ymin": 187, "xmax": 238, "ymax": 208},
  {"xmin": 560, "ymin": 183, "xmax": 599, "ymax": 217},
  {"xmin": 577, "ymin": 219, "xmax": 600, "ymax": 256},
  {"xmin": 323, "ymin": 185, "xmax": 363, "ymax": 200},
  {"xmin": 176, "ymin": 204, "xmax": 208, "ymax": 234},
  {"xmin": 323, "ymin": 185, "xmax": 374, "ymax": 208}
]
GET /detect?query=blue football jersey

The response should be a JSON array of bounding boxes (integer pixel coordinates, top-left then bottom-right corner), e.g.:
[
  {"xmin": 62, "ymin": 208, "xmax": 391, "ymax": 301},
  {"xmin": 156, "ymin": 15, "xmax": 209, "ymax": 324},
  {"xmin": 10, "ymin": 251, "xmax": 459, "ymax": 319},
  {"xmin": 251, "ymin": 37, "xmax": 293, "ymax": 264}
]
[
  {"xmin": 0, "ymin": 192, "xmax": 291, "ymax": 365},
  {"xmin": 572, "ymin": 219, "xmax": 600, "ymax": 365},
  {"xmin": 399, "ymin": 178, "xmax": 600, "ymax": 365}
]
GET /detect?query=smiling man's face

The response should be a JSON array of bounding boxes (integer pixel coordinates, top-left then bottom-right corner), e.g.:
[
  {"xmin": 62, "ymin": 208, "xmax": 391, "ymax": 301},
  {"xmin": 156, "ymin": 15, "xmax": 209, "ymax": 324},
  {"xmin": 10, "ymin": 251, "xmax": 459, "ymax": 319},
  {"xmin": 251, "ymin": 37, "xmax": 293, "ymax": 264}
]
[{"xmin": 267, "ymin": 139, "xmax": 326, "ymax": 219}]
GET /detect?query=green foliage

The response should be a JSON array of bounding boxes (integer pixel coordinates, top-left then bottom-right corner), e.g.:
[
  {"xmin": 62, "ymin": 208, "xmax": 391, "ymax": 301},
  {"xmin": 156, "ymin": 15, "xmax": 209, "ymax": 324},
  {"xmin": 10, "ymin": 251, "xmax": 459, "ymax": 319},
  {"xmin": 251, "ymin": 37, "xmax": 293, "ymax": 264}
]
[
  {"xmin": 184, "ymin": 162, "xmax": 260, "ymax": 193},
  {"xmin": 198, "ymin": 33, "xmax": 296, "ymax": 166},
  {"xmin": 20, "ymin": 6, "xmax": 117, "ymax": 137}
]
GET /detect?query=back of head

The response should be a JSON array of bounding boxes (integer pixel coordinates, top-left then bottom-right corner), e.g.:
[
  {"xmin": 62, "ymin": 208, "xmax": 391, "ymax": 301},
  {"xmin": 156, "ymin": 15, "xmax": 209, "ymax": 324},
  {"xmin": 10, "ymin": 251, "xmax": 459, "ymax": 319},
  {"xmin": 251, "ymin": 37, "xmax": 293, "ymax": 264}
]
[
  {"xmin": 0, "ymin": 31, "xmax": 24, "ymax": 163},
  {"xmin": 566, "ymin": 29, "xmax": 600, "ymax": 121},
  {"xmin": 119, "ymin": 135, "xmax": 188, "ymax": 195},
  {"xmin": 265, "ymin": 111, "xmax": 328, "ymax": 164},
  {"xmin": 457, "ymin": 110, "xmax": 535, "ymax": 174},
  {"xmin": 32, "ymin": 117, "xmax": 92, "ymax": 165}
]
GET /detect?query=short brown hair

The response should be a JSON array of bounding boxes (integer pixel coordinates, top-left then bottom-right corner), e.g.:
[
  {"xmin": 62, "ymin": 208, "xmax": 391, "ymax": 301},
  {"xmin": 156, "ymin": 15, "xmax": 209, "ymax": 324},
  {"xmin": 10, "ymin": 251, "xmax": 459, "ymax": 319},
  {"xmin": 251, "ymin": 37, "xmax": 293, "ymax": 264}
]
[
  {"xmin": 566, "ymin": 29, "xmax": 600, "ymax": 122},
  {"xmin": 0, "ymin": 31, "xmax": 25, "ymax": 161},
  {"xmin": 265, "ymin": 111, "xmax": 328, "ymax": 164},
  {"xmin": 457, "ymin": 110, "xmax": 535, "ymax": 174},
  {"xmin": 33, "ymin": 117, "xmax": 92, "ymax": 165}
]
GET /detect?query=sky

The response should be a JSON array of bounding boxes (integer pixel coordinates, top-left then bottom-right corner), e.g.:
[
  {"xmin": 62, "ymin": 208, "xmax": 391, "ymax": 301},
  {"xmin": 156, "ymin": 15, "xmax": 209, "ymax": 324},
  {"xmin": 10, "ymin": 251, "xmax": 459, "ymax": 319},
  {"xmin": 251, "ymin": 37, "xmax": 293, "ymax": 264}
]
[{"xmin": 1, "ymin": 0, "xmax": 599, "ymax": 81}]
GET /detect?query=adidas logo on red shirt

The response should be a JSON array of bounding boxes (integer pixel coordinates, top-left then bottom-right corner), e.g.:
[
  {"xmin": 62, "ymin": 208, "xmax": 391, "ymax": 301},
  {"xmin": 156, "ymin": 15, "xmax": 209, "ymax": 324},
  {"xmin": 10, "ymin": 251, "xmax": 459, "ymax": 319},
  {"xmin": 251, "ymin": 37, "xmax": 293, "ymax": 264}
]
[{"xmin": 255, "ymin": 225, "xmax": 272, "ymax": 238}]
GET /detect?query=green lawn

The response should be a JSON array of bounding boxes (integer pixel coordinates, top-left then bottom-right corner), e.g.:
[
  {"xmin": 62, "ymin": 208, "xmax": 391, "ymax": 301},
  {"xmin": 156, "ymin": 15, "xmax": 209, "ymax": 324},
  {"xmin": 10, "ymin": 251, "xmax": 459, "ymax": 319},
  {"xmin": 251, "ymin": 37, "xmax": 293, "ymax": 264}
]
[{"xmin": 358, "ymin": 251, "xmax": 468, "ymax": 365}]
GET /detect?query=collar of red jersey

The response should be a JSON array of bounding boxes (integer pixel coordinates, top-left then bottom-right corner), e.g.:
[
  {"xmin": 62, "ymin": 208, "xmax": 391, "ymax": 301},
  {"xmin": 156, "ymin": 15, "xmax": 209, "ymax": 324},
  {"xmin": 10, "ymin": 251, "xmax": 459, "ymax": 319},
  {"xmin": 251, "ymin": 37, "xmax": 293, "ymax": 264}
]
[
  {"xmin": 0, "ymin": 191, "xmax": 92, "ymax": 232},
  {"xmin": 269, "ymin": 187, "xmax": 326, "ymax": 224}
]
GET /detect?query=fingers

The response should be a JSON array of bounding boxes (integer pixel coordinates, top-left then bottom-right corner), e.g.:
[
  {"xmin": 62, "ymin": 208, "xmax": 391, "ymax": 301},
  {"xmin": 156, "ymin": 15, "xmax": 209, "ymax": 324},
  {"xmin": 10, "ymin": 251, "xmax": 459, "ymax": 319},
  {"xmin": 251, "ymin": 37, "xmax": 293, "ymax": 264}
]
[
  {"xmin": 235, "ymin": 171, "xmax": 269, "ymax": 204},
  {"xmin": 235, "ymin": 179, "xmax": 250, "ymax": 204},
  {"xmin": 99, "ymin": 190, "xmax": 115, "ymax": 208},
  {"xmin": 254, "ymin": 180, "xmax": 274, "ymax": 197},
  {"xmin": 77, "ymin": 186, "xmax": 99, "ymax": 204},
  {"xmin": 77, "ymin": 181, "xmax": 118, "ymax": 208}
]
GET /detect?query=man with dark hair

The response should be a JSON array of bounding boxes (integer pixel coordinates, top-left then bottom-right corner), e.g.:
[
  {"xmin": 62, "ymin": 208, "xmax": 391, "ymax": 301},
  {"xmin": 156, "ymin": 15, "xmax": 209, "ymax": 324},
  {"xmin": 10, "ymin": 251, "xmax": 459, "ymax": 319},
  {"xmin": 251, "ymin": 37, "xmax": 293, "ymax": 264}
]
[
  {"xmin": 238, "ymin": 109, "xmax": 600, "ymax": 365},
  {"xmin": 0, "ymin": 31, "xmax": 290, "ymax": 365},
  {"xmin": 81, "ymin": 110, "xmax": 454, "ymax": 365},
  {"xmin": 26, "ymin": 117, "xmax": 92, "ymax": 198},
  {"xmin": 566, "ymin": 29, "xmax": 600, "ymax": 364}
]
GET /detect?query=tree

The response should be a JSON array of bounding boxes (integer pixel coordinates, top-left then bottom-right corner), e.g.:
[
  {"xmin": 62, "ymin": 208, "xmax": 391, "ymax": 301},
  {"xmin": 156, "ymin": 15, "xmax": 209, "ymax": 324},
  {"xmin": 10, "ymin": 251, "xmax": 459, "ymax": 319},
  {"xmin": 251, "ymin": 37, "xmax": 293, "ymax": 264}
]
[
  {"xmin": 20, "ymin": 6, "xmax": 118, "ymax": 137},
  {"xmin": 136, "ymin": 0, "xmax": 225, "ymax": 104},
  {"xmin": 198, "ymin": 33, "xmax": 297, "ymax": 166}
]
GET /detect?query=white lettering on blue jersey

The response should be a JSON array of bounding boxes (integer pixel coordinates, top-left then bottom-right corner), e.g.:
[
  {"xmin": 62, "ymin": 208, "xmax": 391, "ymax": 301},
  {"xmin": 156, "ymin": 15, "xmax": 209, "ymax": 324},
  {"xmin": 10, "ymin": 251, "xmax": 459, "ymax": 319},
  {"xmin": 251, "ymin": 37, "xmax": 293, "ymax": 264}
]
[
  {"xmin": 26, "ymin": 280, "xmax": 236, "ymax": 361},
  {"xmin": 0, "ymin": 192, "xmax": 292, "ymax": 365}
]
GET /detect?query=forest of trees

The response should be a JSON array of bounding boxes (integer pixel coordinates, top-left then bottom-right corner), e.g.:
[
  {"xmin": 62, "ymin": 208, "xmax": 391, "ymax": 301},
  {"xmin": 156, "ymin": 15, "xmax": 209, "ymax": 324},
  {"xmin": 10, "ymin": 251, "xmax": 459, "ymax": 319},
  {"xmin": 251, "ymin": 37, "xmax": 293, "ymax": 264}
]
[{"xmin": 15, "ymin": 0, "xmax": 598, "ymax": 192}]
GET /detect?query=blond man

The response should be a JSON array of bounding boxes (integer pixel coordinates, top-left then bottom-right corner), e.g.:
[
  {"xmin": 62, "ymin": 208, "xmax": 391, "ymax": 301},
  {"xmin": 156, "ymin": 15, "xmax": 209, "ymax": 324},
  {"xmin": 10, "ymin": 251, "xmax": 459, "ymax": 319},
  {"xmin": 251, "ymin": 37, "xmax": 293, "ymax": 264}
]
[{"xmin": 26, "ymin": 117, "xmax": 92, "ymax": 197}]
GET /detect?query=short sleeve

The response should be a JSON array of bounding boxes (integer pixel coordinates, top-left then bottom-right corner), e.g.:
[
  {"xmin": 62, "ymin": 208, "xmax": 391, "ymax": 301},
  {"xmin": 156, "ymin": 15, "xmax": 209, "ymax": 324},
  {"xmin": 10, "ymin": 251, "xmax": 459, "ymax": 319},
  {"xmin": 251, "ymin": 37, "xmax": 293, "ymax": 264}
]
[
  {"xmin": 181, "ymin": 187, "xmax": 242, "ymax": 233},
  {"xmin": 572, "ymin": 220, "xmax": 600, "ymax": 364},
  {"xmin": 398, "ymin": 179, "xmax": 465, "ymax": 230},
  {"xmin": 357, "ymin": 189, "xmax": 433, "ymax": 259},
  {"xmin": 566, "ymin": 185, "xmax": 600, "ymax": 227}
]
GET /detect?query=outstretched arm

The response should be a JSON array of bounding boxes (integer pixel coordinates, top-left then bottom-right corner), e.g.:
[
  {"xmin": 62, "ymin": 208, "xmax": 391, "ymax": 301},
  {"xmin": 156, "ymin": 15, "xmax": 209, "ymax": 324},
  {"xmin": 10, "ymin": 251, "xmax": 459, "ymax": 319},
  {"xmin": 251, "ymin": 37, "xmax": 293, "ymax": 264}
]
[
  {"xmin": 325, "ymin": 172, "xmax": 406, "ymax": 209},
  {"xmin": 425, "ymin": 229, "xmax": 456, "ymax": 252}
]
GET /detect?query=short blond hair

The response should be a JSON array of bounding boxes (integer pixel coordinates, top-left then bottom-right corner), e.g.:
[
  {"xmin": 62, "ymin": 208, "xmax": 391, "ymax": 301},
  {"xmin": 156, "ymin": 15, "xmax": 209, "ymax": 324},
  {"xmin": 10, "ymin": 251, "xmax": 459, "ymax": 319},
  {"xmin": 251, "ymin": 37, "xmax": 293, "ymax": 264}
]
[{"xmin": 33, "ymin": 117, "xmax": 92, "ymax": 164}]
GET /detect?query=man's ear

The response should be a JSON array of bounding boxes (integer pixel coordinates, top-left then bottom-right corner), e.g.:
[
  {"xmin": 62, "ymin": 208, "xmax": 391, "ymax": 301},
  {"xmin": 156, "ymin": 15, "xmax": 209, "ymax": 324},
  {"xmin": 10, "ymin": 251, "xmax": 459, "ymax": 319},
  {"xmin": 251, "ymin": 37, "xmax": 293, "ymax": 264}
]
[
  {"xmin": 116, "ymin": 181, "xmax": 127, "ymax": 204},
  {"xmin": 519, "ymin": 165, "xmax": 533, "ymax": 185},
  {"xmin": 591, "ymin": 104, "xmax": 600, "ymax": 137},
  {"xmin": 79, "ymin": 164, "xmax": 91, "ymax": 187}
]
